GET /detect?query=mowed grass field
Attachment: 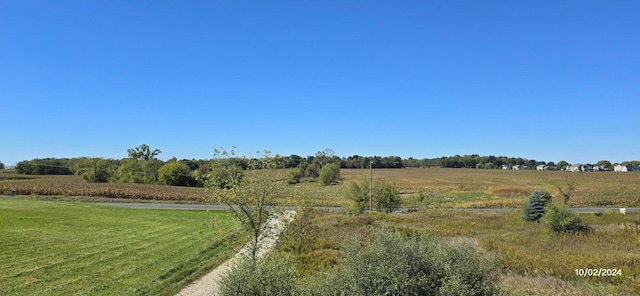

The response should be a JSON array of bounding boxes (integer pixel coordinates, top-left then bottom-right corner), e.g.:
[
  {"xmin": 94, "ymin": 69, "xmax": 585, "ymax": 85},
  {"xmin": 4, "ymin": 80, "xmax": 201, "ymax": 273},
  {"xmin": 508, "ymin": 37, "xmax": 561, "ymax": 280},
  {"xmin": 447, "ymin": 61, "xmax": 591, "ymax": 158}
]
[
  {"xmin": 278, "ymin": 208, "xmax": 640, "ymax": 295},
  {"xmin": 0, "ymin": 198, "xmax": 242, "ymax": 296}
]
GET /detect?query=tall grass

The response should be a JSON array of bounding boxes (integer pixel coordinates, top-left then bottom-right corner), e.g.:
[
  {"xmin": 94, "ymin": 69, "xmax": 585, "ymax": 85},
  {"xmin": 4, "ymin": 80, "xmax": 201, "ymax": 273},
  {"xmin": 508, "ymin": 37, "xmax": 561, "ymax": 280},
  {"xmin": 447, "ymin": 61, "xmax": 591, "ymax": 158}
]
[{"xmin": 276, "ymin": 208, "xmax": 640, "ymax": 295}]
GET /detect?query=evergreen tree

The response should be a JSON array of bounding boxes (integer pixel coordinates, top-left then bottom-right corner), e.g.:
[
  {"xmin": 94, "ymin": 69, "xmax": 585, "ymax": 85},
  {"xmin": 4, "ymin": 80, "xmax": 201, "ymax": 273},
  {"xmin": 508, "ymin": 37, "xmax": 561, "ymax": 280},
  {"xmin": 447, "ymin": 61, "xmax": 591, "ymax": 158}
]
[{"xmin": 522, "ymin": 190, "xmax": 552, "ymax": 222}]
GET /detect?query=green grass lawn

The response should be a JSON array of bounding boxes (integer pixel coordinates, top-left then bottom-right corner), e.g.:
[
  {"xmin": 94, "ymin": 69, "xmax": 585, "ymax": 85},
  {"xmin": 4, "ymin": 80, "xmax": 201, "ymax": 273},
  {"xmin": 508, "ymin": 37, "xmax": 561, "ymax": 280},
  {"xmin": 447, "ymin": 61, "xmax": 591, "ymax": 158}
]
[{"xmin": 0, "ymin": 198, "xmax": 242, "ymax": 296}]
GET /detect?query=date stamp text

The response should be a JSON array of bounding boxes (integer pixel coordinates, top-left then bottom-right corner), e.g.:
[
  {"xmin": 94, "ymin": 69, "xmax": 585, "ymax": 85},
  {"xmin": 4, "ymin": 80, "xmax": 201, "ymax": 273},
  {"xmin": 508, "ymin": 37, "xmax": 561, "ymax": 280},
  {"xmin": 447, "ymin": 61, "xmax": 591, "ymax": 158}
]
[{"xmin": 575, "ymin": 268, "xmax": 622, "ymax": 277}]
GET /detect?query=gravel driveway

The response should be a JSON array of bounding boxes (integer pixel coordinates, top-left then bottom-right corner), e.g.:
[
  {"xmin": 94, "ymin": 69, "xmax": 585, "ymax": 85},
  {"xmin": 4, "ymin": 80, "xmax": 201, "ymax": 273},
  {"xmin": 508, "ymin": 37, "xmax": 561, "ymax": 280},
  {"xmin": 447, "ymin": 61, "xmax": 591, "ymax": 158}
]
[{"xmin": 176, "ymin": 211, "xmax": 295, "ymax": 296}]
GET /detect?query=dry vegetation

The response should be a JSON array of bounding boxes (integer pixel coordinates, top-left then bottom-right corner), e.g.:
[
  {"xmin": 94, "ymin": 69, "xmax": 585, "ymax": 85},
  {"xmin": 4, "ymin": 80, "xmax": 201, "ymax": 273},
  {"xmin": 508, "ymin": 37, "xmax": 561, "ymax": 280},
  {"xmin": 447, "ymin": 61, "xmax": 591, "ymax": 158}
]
[
  {"xmin": 2, "ymin": 168, "xmax": 640, "ymax": 208},
  {"xmin": 0, "ymin": 174, "xmax": 209, "ymax": 201},
  {"xmin": 277, "ymin": 208, "xmax": 640, "ymax": 295},
  {"xmin": 341, "ymin": 168, "xmax": 640, "ymax": 208}
]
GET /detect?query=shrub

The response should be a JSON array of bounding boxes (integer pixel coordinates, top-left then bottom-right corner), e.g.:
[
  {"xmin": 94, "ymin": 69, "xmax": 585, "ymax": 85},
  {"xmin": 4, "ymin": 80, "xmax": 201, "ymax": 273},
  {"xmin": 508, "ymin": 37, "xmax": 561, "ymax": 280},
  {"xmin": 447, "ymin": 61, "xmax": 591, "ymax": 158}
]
[
  {"xmin": 319, "ymin": 163, "xmax": 340, "ymax": 186},
  {"xmin": 219, "ymin": 255, "xmax": 297, "ymax": 296},
  {"xmin": 522, "ymin": 190, "xmax": 552, "ymax": 222},
  {"xmin": 541, "ymin": 205, "xmax": 591, "ymax": 234},
  {"xmin": 287, "ymin": 169, "xmax": 302, "ymax": 185},
  {"xmin": 305, "ymin": 228, "xmax": 499, "ymax": 296}
]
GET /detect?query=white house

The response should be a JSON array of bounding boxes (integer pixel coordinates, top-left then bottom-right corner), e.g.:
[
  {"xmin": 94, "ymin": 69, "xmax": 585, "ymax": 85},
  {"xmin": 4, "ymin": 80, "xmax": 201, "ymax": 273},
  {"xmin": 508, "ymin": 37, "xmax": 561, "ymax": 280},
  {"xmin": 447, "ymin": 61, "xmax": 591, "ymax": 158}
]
[
  {"xmin": 614, "ymin": 164, "xmax": 639, "ymax": 172},
  {"xmin": 567, "ymin": 164, "xmax": 581, "ymax": 172},
  {"xmin": 502, "ymin": 164, "xmax": 509, "ymax": 170},
  {"xmin": 512, "ymin": 165, "xmax": 524, "ymax": 171},
  {"xmin": 536, "ymin": 164, "xmax": 550, "ymax": 171}
]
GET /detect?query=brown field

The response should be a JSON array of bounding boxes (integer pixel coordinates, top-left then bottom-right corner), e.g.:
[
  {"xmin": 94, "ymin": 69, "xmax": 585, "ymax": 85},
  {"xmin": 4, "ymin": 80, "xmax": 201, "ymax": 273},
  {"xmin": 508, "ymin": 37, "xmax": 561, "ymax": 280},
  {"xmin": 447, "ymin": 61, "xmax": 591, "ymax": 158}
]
[
  {"xmin": 0, "ymin": 174, "xmax": 210, "ymax": 202},
  {"xmin": 2, "ymin": 168, "xmax": 640, "ymax": 208},
  {"xmin": 341, "ymin": 168, "xmax": 640, "ymax": 208}
]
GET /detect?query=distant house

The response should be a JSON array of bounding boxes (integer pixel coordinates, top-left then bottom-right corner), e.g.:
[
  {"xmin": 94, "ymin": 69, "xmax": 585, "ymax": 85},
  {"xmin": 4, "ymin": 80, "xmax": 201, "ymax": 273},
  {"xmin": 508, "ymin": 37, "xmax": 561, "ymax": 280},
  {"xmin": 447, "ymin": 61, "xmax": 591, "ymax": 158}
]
[
  {"xmin": 536, "ymin": 164, "xmax": 550, "ymax": 171},
  {"xmin": 502, "ymin": 164, "xmax": 509, "ymax": 170},
  {"xmin": 614, "ymin": 164, "xmax": 639, "ymax": 172},
  {"xmin": 593, "ymin": 165, "xmax": 610, "ymax": 171},
  {"xmin": 581, "ymin": 164, "xmax": 593, "ymax": 172},
  {"xmin": 512, "ymin": 165, "xmax": 524, "ymax": 171},
  {"xmin": 567, "ymin": 164, "xmax": 581, "ymax": 172}
]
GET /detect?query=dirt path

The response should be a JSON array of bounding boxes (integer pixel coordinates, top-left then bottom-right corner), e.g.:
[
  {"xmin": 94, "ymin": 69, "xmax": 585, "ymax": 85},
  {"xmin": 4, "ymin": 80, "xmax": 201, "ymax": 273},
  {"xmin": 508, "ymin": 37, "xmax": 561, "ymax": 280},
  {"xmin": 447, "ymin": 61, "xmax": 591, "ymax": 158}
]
[{"xmin": 176, "ymin": 211, "xmax": 295, "ymax": 296}]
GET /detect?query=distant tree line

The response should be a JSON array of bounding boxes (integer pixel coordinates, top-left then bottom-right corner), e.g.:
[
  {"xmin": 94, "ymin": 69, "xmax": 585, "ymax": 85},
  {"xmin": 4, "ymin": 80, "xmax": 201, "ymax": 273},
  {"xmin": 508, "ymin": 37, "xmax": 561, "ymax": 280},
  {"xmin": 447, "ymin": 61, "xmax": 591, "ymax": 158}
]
[{"xmin": 13, "ymin": 145, "xmax": 640, "ymax": 187}]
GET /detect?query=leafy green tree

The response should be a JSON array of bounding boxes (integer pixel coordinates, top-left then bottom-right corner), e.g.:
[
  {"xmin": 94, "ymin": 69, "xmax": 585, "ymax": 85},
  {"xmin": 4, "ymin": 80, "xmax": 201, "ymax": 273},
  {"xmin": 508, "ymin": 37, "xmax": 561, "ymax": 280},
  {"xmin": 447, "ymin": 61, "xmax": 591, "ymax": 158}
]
[
  {"xmin": 522, "ymin": 190, "xmax": 552, "ymax": 222},
  {"xmin": 319, "ymin": 163, "xmax": 340, "ymax": 185},
  {"xmin": 127, "ymin": 144, "xmax": 161, "ymax": 161},
  {"xmin": 346, "ymin": 178, "xmax": 369, "ymax": 213},
  {"xmin": 200, "ymin": 151, "xmax": 244, "ymax": 189},
  {"xmin": 557, "ymin": 160, "xmax": 569, "ymax": 171},
  {"xmin": 373, "ymin": 178, "xmax": 401, "ymax": 212},
  {"xmin": 541, "ymin": 205, "xmax": 590, "ymax": 233},
  {"xmin": 596, "ymin": 160, "xmax": 613, "ymax": 171},
  {"xmin": 81, "ymin": 159, "xmax": 112, "ymax": 183},
  {"xmin": 0, "ymin": 161, "xmax": 4, "ymax": 170},
  {"xmin": 158, "ymin": 161, "xmax": 194, "ymax": 186}
]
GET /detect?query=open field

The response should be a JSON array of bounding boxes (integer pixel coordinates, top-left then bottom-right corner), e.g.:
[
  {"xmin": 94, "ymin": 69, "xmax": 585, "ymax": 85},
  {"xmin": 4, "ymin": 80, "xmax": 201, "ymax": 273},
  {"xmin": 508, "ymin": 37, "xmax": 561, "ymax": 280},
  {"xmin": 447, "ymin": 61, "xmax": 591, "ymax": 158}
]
[
  {"xmin": 2, "ymin": 168, "xmax": 640, "ymax": 208},
  {"xmin": 277, "ymin": 208, "xmax": 640, "ymax": 295},
  {"xmin": 0, "ymin": 198, "xmax": 242, "ymax": 296},
  {"xmin": 341, "ymin": 168, "xmax": 640, "ymax": 208}
]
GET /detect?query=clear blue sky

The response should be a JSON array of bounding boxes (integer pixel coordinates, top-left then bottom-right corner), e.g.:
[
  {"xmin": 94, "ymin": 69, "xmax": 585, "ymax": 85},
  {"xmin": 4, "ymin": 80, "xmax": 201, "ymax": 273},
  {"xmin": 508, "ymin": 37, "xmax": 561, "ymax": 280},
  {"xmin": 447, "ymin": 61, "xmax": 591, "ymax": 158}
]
[{"xmin": 2, "ymin": 0, "xmax": 638, "ymax": 166}]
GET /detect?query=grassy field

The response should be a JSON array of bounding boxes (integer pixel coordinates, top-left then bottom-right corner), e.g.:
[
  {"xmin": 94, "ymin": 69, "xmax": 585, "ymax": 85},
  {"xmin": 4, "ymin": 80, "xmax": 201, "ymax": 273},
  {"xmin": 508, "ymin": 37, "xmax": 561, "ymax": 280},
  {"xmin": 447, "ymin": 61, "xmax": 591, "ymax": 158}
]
[
  {"xmin": 0, "ymin": 198, "xmax": 243, "ymax": 296},
  {"xmin": 277, "ymin": 208, "xmax": 640, "ymax": 295},
  {"xmin": 3, "ymin": 168, "xmax": 640, "ymax": 208},
  {"xmin": 340, "ymin": 168, "xmax": 640, "ymax": 208}
]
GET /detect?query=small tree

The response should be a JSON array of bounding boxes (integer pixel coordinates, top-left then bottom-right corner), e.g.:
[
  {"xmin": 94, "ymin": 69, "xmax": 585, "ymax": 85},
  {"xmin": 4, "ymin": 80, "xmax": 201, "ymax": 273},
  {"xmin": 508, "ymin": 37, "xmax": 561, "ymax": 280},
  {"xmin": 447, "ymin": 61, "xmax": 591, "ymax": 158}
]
[
  {"xmin": 522, "ymin": 190, "xmax": 552, "ymax": 222},
  {"xmin": 347, "ymin": 177, "xmax": 401, "ymax": 213},
  {"xmin": 0, "ymin": 161, "xmax": 5, "ymax": 170},
  {"xmin": 346, "ymin": 178, "xmax": 369, "ymax": 213},
  {"xmin": 374, "ymin": 179, "xmax": 401, "ymax": 213},
  {"xmin": 554, "ymin": 172, "xmax": 581, "ymax": 205},
  {"xmin": 207, "ymin": 149, "xmax": 284, "ymax": 259},
  {"xmin": 319, "ymin": 163, "xmax": 340, "ymax": 185}
]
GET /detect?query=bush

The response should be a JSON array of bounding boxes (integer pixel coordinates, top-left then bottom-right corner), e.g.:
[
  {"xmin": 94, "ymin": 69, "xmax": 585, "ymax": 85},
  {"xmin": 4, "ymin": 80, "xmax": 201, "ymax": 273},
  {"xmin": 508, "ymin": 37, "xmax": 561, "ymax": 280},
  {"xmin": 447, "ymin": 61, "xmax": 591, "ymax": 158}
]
[
  {"xmin": 541, "ymin": 205, "xmax": 591, "ymax": 234},
  {"xmin": 305, "ymin": 228, "xmax": 499, "ymax": 296},
  {"xmin": 522, "ymin": 190, "xmax": 552, "ymax": 222},
  {"xmin": 319, "ymin": 163, "xmax": 340, "ymax": 186},
  {"xmin": 219, "ymin": 255, "xmax": 297, "ymax": 296},
  {"xmin": 158, "ymin": 162, "xmax": 195, "ymax": 186},
  {"xmin": 287, "ymin": 169, "xmax": 302, "ymax": 185}
]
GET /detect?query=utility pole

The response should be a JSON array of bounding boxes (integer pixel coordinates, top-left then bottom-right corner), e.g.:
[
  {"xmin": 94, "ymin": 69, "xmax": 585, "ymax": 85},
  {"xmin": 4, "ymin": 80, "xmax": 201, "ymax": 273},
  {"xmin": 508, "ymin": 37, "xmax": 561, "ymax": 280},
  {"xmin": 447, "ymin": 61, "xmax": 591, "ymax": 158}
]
[{"xmin": 369, "ymin": 160, "xmax": 373, "ymax": 212}]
